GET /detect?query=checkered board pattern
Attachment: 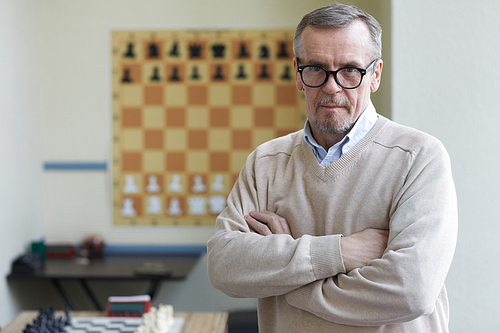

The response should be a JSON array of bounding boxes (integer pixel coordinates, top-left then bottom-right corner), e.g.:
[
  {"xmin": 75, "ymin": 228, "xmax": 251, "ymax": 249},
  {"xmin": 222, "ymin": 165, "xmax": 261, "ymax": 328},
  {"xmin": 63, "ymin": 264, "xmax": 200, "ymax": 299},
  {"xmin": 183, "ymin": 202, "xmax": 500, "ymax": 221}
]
[
  {"xmin": 111, "ymin": 29, "xmax": 306, "ymax": 227},
  {"xmin": 65, "ymin": 316, "xmax": 184, "ymax": 333}
]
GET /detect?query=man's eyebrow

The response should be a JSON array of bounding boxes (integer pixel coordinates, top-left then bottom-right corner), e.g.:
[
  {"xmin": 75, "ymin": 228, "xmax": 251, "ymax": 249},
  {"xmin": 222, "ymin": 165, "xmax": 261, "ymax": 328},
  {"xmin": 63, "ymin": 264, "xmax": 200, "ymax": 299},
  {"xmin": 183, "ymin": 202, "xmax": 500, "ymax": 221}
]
[{"xmin": 298, "ymin": 57, "xmax": 364, "ymax": 69}]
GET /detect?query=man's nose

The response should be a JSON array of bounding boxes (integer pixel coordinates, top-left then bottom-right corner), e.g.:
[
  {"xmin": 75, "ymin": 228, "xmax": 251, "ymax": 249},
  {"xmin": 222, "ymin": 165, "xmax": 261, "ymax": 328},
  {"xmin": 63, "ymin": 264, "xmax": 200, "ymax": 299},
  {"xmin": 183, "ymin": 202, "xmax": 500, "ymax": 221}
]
[{"xmin": 321, "ymin": 73, "xmax": 343, "ymax": 94}]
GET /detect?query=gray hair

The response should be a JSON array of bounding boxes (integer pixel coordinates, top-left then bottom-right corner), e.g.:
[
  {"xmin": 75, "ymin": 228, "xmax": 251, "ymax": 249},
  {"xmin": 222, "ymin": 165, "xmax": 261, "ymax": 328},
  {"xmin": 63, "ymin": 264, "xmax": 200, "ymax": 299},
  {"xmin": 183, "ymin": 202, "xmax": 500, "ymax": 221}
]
[{"xmin": 293, "ymin": 3, "xmax": 382, "ymax": 61}]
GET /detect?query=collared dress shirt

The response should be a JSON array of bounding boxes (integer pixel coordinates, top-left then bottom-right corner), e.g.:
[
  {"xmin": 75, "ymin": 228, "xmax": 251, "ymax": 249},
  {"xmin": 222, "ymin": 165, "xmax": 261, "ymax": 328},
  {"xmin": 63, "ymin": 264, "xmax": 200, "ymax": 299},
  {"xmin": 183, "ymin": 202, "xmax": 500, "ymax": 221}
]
[{"xmin": 303, "ymin": 101, "xmax": 378, "ymax": 167}]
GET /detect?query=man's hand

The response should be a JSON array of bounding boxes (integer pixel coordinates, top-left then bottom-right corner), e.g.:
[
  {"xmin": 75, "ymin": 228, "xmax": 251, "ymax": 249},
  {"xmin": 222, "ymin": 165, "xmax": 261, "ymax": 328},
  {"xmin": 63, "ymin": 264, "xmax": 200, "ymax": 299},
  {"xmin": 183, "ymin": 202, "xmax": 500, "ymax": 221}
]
[
  {"xmin": 341, "ymin": 228, "xmax": 389, "ymax": 272},
  {"xmin": 245, "ymin": 210, "xmax": 292, "ymax": 236}
]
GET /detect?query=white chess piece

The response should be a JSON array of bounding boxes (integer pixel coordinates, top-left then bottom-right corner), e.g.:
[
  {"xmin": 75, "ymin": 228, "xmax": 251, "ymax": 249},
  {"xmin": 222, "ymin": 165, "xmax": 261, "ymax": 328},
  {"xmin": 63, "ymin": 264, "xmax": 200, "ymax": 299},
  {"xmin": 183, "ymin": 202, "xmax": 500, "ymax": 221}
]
[
  {"xmin": 146, "ymin": 196, "xmax": 162, "ymax": 214},
  {"xmin": 168, "ymin": 174, "xmax": 183, "ymax": 192},
  {"xmin": 188, "ymin": 196, "xmax": 206, "ymax": 215},
  {"xmin": 191, "ymin": 175, "xmax": 207, "ymax": 193},
  {"xmin": 167, "ymin": 197, "xmax": 183, "ymax": 216},
  {"xmin": 210, "ymin": 174, "xmax": 225, "ymax": 192},
  {"xmin": 146, "ymin": 175, "xmax": 161, "ymax": 193},
  {"xmin": 120, "ymin": 198, "xmax": 136, "ymax": 217},
  {"xmin": 209, "ymin": 195, "xmax": 227, "ymax": 214},
  {"xmin": 123, "ymin": 175, "xmax": 139, "ymax": 194}
]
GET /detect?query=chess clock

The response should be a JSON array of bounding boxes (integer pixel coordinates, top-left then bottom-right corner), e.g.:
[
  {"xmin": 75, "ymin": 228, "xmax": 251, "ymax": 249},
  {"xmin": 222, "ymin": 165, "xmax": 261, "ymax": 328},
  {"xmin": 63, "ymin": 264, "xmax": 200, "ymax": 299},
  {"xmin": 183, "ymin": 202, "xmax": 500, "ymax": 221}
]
[{"xmin": 106, "ymin": 295, "xmax": 151, "ymax": 317}]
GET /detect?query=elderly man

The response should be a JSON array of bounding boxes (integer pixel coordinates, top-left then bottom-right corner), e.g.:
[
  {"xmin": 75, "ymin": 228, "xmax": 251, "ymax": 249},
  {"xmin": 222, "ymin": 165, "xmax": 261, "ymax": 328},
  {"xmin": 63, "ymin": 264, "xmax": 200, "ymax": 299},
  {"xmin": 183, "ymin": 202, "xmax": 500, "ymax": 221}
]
[{"xmin": 207, "ymin": 3, "xmax": 457, "ymax": 332}]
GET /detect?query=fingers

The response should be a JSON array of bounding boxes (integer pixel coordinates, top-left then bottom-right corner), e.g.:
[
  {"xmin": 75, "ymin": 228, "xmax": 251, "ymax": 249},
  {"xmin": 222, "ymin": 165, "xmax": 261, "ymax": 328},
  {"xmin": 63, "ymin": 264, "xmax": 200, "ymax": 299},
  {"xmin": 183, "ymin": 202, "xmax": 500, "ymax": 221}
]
[{"xmin": 245, "ymin": 210, "xmax": 292, "ymax": 236}]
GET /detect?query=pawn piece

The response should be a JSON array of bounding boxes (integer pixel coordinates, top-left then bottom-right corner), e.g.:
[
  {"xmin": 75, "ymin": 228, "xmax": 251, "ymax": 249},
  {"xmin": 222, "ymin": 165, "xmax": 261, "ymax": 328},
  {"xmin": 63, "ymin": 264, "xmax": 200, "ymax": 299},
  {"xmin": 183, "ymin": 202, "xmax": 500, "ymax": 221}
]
[
  {"xmin": 191, "ymin": 175, "xmax": 206, "ymax": 193},
  {"xmin": 123, "ymin": 175, "xmax": 139, "ymax": 194},
  {"xmin": 168, "ymin": 174, "xmax": 183, "ymax": 193},
  {"xmin": 146, "ymin": 196, "xmax": 162, "ymax": 215},
  {"xmin": 146, "ymin": 175, "xmax": 161, "ymax": 193},
  {"xmin": 167, "ymin": 197, "xmax": 182, "ymax": 216},
  {"xmin": 120, "ymin": 198, "xmax": 136, "ymax": 217}
]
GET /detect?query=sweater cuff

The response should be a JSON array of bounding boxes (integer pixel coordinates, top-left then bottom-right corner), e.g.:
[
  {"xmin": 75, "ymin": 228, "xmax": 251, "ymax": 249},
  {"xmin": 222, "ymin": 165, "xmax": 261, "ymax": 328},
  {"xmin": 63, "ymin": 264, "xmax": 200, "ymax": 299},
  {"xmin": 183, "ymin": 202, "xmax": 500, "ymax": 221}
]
[{"xmin": 309, "ymin": 234, "xmax": 346, "ymax": 280}]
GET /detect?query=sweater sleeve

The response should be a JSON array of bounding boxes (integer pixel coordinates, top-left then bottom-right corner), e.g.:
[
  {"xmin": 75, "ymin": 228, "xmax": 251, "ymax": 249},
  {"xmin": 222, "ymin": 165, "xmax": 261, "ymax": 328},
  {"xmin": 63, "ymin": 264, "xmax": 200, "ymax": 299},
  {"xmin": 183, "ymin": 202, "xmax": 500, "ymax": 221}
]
[
  {"xmin": 207, "ymin": 150, "xmax": 346, "ymax": 299},
  {"xmin": 285, "ymin": 139, "xmax": 458, "ymax": 326}
]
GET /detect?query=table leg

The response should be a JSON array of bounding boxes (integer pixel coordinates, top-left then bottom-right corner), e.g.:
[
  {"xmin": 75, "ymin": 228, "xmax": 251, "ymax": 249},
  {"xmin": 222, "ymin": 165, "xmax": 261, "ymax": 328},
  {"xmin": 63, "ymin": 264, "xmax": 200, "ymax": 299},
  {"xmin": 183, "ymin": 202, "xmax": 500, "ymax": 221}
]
[
  {"xmin": 51, "ymin": 278, "xmax": 76, "ymax": 310},
  {"xmin": 79, "ymin": 279, "xmax": 103, "ymax": 311}
]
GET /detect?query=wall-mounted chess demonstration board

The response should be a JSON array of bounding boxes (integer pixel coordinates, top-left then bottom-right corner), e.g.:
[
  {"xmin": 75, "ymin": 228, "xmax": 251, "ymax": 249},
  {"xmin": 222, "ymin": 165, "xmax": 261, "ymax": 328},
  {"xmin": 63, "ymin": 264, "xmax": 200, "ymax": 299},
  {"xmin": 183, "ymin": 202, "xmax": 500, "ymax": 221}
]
[{"xmin": 111, "ymin": 29, "xmax": 306, "ymax": 227}]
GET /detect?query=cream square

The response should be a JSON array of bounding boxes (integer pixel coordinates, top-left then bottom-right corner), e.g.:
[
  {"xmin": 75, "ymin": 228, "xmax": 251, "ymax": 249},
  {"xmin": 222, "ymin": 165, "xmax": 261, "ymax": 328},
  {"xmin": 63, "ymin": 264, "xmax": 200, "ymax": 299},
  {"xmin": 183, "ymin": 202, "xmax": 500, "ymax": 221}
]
[
  {"xmin": 122, "ymin": 129, "xmax": 143, "ymax": 150},
  {"xmin": 208, "ymin": 85, "xmax": 230, "ymax": 106},
  {"xmin": 166, "ymin": 85, "xmax": 187, "ymax": 106},
  {"xmin": 143, "ymin": 107, "xmax": 165, "ymax": 128},
  {"xmin": 187, "ymin": 152, "xmax": 208, "ymax": 173},
  {"xmin": 253, "ymin": 85, "xmax": 275, "ymax": 106},
  {"xmin": 208, "ymin": 129, "xmax": 231, "ymax": 150},
  {"xmin": 231, "ymin": 107, "xmax": 253, "ymax": 128},
  {"xmin": 187, "ymin": 107, "xmax": 209, "ymax": 128},
  {"xmin": 143, "ymin": 151, "xmax": 165, "ymax": 173},
  {"xmin": 231, "ymin": 151, "xmax": 250, "ymax": 173},
  {"xmin": 122, "ymin": 86, "xmax": 143, "ymax": 106},
  {"xmin": 253, "ymin": 129, "xmax": 276, "ymax": 148},
  {"xmin": 165, "ymin": 129, "xmax": 187, "ymax": 150},
  {"xmin": 276, "ymin": 107, "xmax": 299, "ymax": 128}
]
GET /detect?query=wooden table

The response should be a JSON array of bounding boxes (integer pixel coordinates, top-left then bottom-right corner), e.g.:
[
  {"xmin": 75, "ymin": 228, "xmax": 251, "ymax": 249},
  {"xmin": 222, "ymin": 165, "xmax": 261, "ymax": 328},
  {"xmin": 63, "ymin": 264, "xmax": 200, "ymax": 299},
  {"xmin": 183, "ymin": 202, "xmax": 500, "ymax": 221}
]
[{"xmin": 2, "ymin": 310, "xmax": 228, "ymax": 333}]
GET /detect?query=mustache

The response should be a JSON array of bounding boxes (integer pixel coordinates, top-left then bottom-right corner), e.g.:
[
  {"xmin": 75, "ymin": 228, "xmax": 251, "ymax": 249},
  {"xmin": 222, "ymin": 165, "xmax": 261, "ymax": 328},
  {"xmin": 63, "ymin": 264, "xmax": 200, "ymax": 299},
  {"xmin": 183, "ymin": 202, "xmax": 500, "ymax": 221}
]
[{"xmin": 314, "ymin": 95, "xmax": 351, "ymax": 110}]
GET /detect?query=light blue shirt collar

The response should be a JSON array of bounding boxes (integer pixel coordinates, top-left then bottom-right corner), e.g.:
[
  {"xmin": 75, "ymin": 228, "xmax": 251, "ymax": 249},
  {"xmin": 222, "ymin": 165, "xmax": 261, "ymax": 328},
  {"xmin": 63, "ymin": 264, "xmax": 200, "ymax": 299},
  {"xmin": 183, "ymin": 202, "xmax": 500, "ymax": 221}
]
[{"xmin": 304, "ymin": 101, "xmax": 378, "ymax": 167}]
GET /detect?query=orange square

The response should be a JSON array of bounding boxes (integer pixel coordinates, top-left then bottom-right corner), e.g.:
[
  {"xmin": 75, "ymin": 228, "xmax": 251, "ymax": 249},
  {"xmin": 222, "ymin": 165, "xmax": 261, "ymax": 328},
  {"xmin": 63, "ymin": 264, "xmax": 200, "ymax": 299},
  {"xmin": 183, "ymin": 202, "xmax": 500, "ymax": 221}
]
[
  {"xmin": 145, "ymin": 130, "xmax": 164, "ymax": 149},
  {"xmin": 121, "ymin": 64, "xmax": 141, "ymax": 84},
  {"xmin": 122, "ymin": 108, "xmax": 142, "ymax": 127},
  {"xmin": 232, "ymin": 86, "xmax": 252, "ymax": 105},
  {"xmin": 122, "ymin": 152, "xmax": 142, "ymax": 171},
  {"xmin": 144, "ymin": 86, "xmax": 164, "ymax": 105},
  {"xmin": 210, "ymin": 108, "xmax": 229, "ymax": 127},
  {"xmin": 276, "ymin": 85, "xmax": 296, "ymax": 105},
  {"xmin": 254, "ymin": 108, "xmax": 274, "ymax": 127},
  {"xmin": 188, "ymin": 86, "xmax": 207, "ymax": 105},
  {"xmin": 277, "ymin": 129, "xmax": 295, "ymax": 137},
  {"xmin": 144, "ymin": 174, "xmax": 164, "ymax": 193},
  {"xmin": 166, "ymin": 108, "xmax": 185, "ymax": 127},
  {"xmin": 210, "ymin": 152, "xmax": 230, "ymax": 172},
  {"xmin": 232, "ymin": 130, "xmax": 252, "ymax": 149},
  {"xmin": 166, "ymin": 152, "xmax": 185, "ymax": 171},
  {"xmin": 144, "ymin": 40, "xmax": 164, "ymax": 60},
  {"xmin": 121, "ymin": 196, "xmax": 143, "ymax": 216},
  {"xmin": 188, "ymin": 130, "xmax": 208, "ymax": 149}
]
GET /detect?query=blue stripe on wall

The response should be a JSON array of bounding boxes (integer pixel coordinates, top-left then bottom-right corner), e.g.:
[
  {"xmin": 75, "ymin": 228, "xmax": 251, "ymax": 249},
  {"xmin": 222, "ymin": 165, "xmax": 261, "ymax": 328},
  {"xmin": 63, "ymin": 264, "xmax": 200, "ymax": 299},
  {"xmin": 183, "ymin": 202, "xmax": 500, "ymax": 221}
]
[{"xmin": 44, "ymin": 162, "xmax": 107, "ymax": 171}]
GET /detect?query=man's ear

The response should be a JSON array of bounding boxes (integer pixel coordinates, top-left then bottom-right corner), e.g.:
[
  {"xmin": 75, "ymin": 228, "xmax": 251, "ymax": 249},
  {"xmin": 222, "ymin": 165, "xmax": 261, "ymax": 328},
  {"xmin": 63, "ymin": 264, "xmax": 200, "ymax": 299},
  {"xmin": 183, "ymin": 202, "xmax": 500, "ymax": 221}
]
[
  {"xmin": 294, "ymin": 57, "xmax": 304, "ymax": 91},
  {"xmin": 370, "ymin": 59, "xmax": 383, "ymax": 93}
]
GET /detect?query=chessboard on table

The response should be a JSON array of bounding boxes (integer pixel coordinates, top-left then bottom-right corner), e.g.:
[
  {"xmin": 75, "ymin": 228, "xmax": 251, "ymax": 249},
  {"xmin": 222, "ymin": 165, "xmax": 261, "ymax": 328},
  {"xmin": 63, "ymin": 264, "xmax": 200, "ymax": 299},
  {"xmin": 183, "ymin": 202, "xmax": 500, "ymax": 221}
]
[{"xmin": 111, "ymin": 29, "xmax": 306, "ymax": 227}]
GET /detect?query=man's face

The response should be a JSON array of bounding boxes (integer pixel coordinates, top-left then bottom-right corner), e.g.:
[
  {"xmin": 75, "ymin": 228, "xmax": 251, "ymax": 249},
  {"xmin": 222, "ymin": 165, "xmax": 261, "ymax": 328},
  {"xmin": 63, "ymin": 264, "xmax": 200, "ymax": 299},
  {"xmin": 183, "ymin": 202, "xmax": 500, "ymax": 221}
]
[{"xmin": 294, "ymin": 22, "xmax": 382, "ymax": 147}]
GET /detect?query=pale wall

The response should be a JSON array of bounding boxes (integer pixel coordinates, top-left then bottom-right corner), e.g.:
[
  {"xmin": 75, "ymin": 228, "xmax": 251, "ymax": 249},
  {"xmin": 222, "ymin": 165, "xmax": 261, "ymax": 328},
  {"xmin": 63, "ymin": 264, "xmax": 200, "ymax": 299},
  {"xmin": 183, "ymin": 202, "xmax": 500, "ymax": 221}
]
[
  {"xmin": 0, "ymin": 1, "xmax": 44, "ymax": 326},
  {"xmin": 391, "ymin": 1, "xmax": 500, "ymax": 331}
]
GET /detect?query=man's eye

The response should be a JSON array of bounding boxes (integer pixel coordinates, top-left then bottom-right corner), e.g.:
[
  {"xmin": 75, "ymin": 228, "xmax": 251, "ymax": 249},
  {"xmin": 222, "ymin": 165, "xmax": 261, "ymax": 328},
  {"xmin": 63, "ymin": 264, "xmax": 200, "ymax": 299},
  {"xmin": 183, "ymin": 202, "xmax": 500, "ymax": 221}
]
[{"xmin": 309, "ymin": 66, "xmax": 323, "ymax": 72}]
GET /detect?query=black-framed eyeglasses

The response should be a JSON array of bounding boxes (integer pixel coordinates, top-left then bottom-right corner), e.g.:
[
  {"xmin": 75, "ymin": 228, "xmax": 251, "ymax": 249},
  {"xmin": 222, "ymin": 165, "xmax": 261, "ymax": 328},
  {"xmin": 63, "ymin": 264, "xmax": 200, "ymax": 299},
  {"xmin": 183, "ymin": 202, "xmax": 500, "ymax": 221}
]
[{"xmin": 297, "ymin": 59, "xmax": 377, "ymax": 89}]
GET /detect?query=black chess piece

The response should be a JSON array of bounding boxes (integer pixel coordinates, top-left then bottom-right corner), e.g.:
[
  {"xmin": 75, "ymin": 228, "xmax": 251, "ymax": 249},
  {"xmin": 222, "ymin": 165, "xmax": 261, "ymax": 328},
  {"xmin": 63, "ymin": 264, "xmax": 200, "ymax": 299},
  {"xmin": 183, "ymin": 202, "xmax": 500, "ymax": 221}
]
[
  {"xmin": 189, "ymin": 44, "xmax": 202, "ymax": 59},
  {"xmin": 277, "ymin": 42, "xmax": 289, "ymax": 58},
  {"xmin": 169, "ymin": 42, "xmax": 180, "ymax": 57},
  {"xmin": 150, "ymin": 67, "xmax": 161, "ymax": 81},
  {"xmin": 259, "ymin": 45, "xmax": 270, "ymax": 59},
  {"xmin": 213, "ymin": 65, "xmax": 225, "ymax": 80},
  {"xmin": 121, "ymin": 68, "xmax": 132, "ymax": 83},
  {"xmin": 236, "ymin": 64, "xmax": 247, "ymax": 79},
  {"xmin": 238, "ymin": 43, "xmax": 250, "ymax": 58},
  {"xmin": 124, "ymin": 43, "xmax": 135, "ymax": 58},
  {"xmin": 190, "ymin": 66, "xmax": 201, "ymax": 80},
  {"xmin": 148, "ymin": 42, "xmax": 159, "ymax": 58},
  {"xmin": 64, "ymin": 308, "xmax": 71, "ymax": 326},
  {"xmin": 280, "ymin": 65, "xmax": 292, "ymax": 80},
  {"xmin": 169, "ymin": 67, "xmax": 181, "ymax": 82},
  {"xmin": 259, "ymin": 64, "xmax": 270, "ymax": 79},
  {"xmin": 212, "ymin": 44, "xmax": 225, "ymax": 58}
]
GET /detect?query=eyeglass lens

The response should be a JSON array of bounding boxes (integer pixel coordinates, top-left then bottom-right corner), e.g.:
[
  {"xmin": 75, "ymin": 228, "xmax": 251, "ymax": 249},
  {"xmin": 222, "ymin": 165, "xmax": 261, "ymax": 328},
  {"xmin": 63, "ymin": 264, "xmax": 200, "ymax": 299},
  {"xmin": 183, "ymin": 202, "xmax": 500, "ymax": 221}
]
[{"xmin": 301, "ymin": 67, "xmax": 363, "ymax": 88}]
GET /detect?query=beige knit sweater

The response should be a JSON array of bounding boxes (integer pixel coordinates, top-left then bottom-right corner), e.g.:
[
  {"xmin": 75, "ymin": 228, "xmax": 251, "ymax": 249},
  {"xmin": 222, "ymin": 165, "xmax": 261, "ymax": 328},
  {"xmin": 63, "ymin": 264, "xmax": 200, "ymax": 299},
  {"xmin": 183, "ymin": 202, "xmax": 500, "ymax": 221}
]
[{"xmin": 207, "ymin": 116, "xmax": 457, "ymax": 332}]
